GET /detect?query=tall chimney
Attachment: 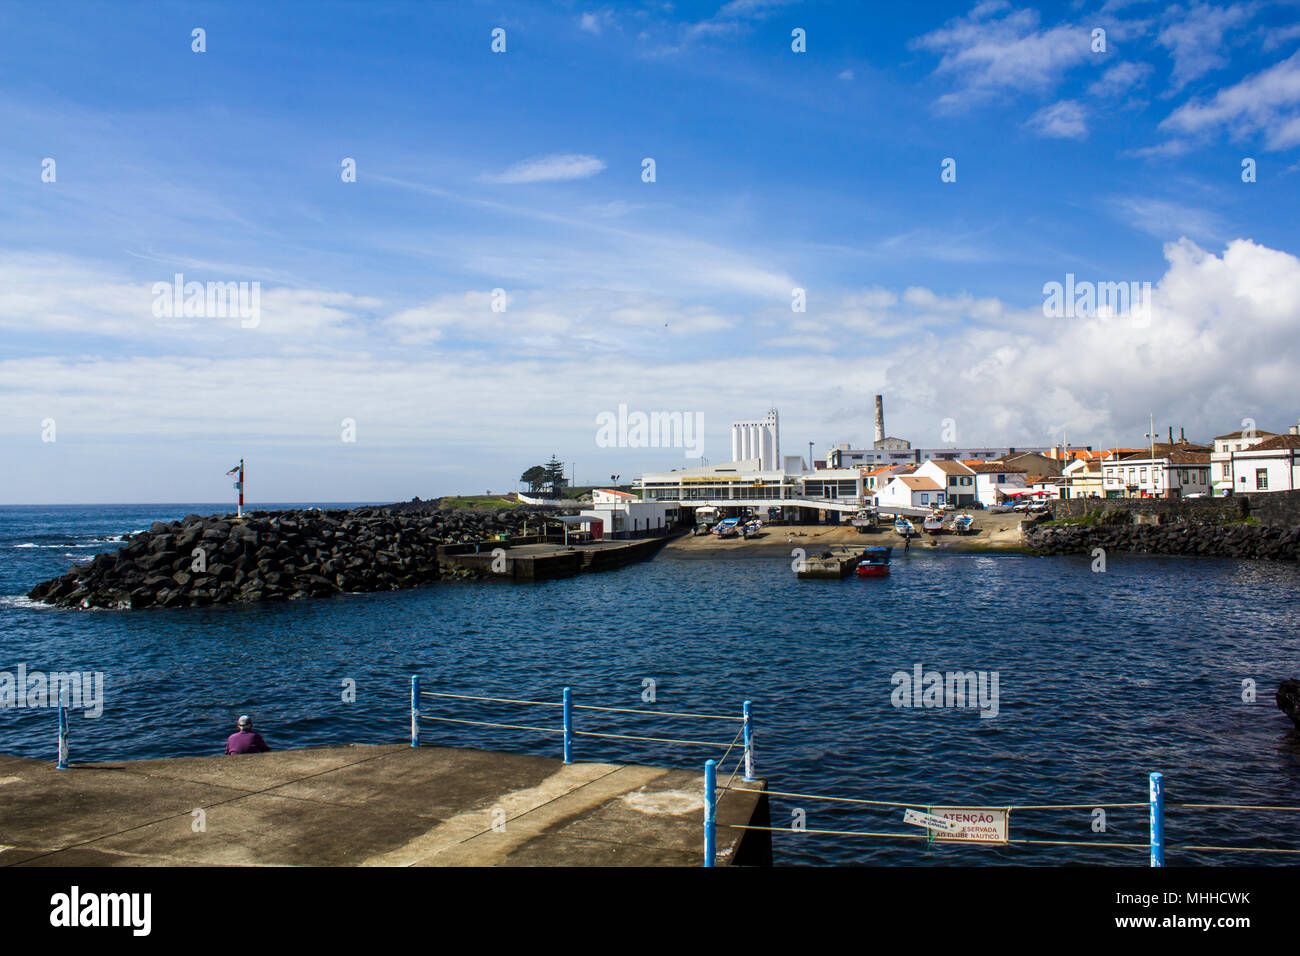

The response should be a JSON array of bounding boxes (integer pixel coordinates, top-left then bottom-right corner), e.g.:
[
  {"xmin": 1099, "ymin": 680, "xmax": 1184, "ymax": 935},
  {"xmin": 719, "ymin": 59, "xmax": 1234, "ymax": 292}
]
[
  {"xmin": 1168, "ymin": 426, "xmax": 1173, "ymax": 446},
  {"xmin": 874, "ymin": 395, "xmax": 885, "ymax": 444}
]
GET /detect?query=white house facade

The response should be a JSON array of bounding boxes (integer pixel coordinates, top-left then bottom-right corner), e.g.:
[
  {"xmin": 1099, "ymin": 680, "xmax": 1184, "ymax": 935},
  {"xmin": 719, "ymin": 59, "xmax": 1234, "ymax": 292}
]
[
  {"xmin": 1226, "ymin": 434, "xmax": 1300, "ymax": 494},
  {"xmin": 1211, "ymin": 429, "xmax": 1276, "ymax": 496}
]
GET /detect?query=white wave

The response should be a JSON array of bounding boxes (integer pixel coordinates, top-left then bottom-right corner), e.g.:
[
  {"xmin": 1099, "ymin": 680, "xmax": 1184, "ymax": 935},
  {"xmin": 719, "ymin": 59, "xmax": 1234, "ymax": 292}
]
[
  {"xmin": 14, "ymin": 543, "xmax": 98, "ymax": 549},
  {"xmin": 0, "ymin": 595, "xmax": 53, "ymax": 610}
]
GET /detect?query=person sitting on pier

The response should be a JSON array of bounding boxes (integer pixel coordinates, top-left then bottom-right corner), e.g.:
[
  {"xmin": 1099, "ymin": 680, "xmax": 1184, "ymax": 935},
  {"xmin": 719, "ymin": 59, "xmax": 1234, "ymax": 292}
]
[{"xmin": 225, "ymin": 715, "xmax": 271, "ymax": 755}]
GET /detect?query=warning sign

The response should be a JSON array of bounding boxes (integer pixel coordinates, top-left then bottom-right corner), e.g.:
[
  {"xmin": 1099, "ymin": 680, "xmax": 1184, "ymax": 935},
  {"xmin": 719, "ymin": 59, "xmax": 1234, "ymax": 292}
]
[
  {"xmin": 926, "ymin": 807, "xmax": 1010, "ymax": 844},
  {"xmin": 902, "ymin": 808, "xmax": 962, "ymax": 833}
]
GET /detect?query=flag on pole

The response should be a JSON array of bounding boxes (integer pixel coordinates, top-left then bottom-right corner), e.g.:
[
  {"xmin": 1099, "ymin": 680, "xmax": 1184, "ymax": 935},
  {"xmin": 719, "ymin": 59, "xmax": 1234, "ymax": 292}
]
[{"xmin": 226, "ymin": 464, "xmax": 241, "ymax": 475}]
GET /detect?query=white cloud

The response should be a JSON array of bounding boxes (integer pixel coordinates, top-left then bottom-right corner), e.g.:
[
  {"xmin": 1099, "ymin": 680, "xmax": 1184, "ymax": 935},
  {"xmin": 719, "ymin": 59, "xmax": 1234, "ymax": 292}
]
[
  {"xmin": 482, "ymin": 154, "xmax": 607, "ymax": 184},
  {"xmin": 1108, "ymin": 196, "xmax": 1225, "ymax": 241},
  {"xmin": 1088, "ymin": 61, "xmax": 1153, "ymax": 97},
  {"xmin": 578, "ymin": 10, "xmax": 617, "ymax": 35},
  {"xmin": 7, "ymin": 240, "xmax": 1300, "ymax": 501},
  {"xmin": 911, "ymin": 5, "xmax": 1093, "ymax": 110},
  {"xmin": 882, "ymin": 238, "xmax": 1300, "ymax": 446},
  {"xmin": 1160, "ymin": 49, "xmax": 1300, "ymax": 149},
  {"xmin": 1025, "ymin": 99, "xmax": 1088, "ymax": 138},
  {"xmin": 1157, "ymin": 2, "xmax": 1255, "ymax": 93}
]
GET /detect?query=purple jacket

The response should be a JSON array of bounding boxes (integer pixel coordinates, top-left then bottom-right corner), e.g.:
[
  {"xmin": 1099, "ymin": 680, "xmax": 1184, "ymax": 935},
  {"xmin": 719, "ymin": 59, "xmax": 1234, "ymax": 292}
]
[{"xmin": 225, "ymin": 730, "xmax": 271, "ymax": 754}]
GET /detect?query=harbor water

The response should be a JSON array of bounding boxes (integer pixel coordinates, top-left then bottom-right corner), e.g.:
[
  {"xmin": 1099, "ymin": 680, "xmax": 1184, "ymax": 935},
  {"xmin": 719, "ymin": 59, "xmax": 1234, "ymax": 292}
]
[{"xmin": 3, "ymin": 503, "xmax": 1299, "ymax": 865}]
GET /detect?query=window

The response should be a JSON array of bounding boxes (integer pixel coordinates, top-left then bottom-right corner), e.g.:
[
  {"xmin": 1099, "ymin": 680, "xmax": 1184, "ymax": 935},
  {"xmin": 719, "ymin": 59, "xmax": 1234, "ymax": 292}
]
[
  {"xmin": 961, "ymin": 476, "xmax": 972, "ymax": 486},
  {"xmin": 997, "ymin": 474, "xmax": 1007, "ymax": 483},
  {"xmin": 1256, "ymin": 469, "xmax": 1268, "ymax": 491},
  {"xmin": 921, "ymin": 493, "xmax": 929, "ymax": 505}
]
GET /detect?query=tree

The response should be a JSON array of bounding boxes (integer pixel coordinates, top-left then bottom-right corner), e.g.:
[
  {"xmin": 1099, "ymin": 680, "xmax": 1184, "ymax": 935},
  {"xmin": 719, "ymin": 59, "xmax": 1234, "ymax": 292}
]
[
  {"xmin": 520, "ymin": 465, "xmax": 548, "ymax": 494},
  {"xmin": 543, "ymin": 455, "xmax": 568, "ymax": 496}
]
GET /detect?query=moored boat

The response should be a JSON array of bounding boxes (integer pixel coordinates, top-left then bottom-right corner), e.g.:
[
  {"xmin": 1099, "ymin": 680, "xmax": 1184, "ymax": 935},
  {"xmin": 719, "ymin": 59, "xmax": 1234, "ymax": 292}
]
[
  {"xmin": 893, "ymin": 516, "xmax": 915, "ymax": 536},
  {"xmin": 856, "ymin": 546, "xmax": 892, "ymax": 577},
  {"xmin": 950, "ymin": 513, "xmax": 974, "ymax": 535}
]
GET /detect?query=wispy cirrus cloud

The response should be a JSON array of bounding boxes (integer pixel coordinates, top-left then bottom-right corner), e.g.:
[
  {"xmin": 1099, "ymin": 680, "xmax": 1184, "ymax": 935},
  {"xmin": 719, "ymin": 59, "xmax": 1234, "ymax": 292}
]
[
  {"xmin": 911, "ymin": 3, "xmax": 1093, "ymax": 110},
  {"xmin": 1160, "ymin": 48, "xmax": 1300, "ymax": 149},
  {"xmin": 1108, "ymin": 196, "xmax": 1225, "ymax": 242},
  {"xmin": 1025, "ymin": 99, "xmax": 1088, "ymax": 138},
  {"xmin": 481, "ymin": 153, "xmax": 607, "ymax": 184},
  {"xmin": 1088, "ymin": 60, "xmax": 1153, "ymax": 97},
  {"xmin": 1156, "ymin": 2, "xmax": 1255, "ymax": 93}
]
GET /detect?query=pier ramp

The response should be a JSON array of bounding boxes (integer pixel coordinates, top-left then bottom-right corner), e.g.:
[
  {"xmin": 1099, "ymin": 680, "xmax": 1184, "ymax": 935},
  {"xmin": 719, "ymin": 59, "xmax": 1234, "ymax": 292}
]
[{"xmin": 0, "ymin": 744, "xmax": 768, "ymax": 867}]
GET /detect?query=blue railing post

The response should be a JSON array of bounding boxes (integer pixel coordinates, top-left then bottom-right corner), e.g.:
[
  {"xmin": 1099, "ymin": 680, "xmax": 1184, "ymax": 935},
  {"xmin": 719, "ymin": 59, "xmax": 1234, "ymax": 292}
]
[
  {"xmin": 56, "ymin": 687, "xmax": 69, "ymax": 769},
  {"xmin": 410, "ymin": 675, "xmax": 420, "ymax": 747},
  {"xmin": 704, "ymin": 758, "xmax": 717, "ymax": 867},
  {"xmin": 1149, "ymin": 771, "xmax": 1164, "ymax": 867},
  {"xmin": 742, "ymin": 700, "xmax": 754, "ymax": 782},
  {"xmin": 562, "ymin": 687, "xmax": 573, "ymax": 764}
]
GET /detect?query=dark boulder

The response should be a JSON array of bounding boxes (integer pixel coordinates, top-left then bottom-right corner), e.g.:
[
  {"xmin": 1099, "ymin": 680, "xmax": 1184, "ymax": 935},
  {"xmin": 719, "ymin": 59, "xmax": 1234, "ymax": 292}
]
[{"xmin": 1278, "ymin": 680, "xmax": 1300, "ymax": 730}]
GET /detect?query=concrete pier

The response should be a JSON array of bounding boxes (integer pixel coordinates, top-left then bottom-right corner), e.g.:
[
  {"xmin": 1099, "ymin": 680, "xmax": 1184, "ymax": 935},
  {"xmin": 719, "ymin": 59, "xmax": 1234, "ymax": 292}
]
[
  {"xmin": 441, "ymin": 534, "xmax": 678, "ymax": 581},
  {"xmin": 796, "ymin": 548, "xmax": 867, "ymax": 579},
  {"xmin": 0, "ymin": 744, "xmax": 769, "ymax": 867}
]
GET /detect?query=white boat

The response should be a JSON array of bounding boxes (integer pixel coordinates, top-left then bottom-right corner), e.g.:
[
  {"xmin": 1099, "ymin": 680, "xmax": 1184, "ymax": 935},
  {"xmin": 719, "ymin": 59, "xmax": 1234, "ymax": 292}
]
[
  {"xmin": 950, "ymin": 514, "xmax": 974, "ymax": 535},
  {"xmin": 922, "ymin": 513, "xmax": 944, "ymax": 534},
  {"xmin": 849, "ymin": 508, "xmax": 877, "ymax": 532},
  {"xmin": 893, "ymin": 516, "xmax": 915, "ymax": 536}
]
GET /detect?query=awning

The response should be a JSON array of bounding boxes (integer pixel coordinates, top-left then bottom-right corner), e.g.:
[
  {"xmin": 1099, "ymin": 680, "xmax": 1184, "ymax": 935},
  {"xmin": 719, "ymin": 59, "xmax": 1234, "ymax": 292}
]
[{"xmin": 554, "ymin": 515, "xmax": 595, "ymax": 524}]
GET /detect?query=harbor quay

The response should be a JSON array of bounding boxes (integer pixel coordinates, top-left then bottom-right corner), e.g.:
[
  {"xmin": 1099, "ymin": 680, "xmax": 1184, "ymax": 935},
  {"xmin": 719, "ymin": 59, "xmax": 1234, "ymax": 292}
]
[{"xmin": 0, "ymin": 744, "xmax": 770, "ymax": 867}]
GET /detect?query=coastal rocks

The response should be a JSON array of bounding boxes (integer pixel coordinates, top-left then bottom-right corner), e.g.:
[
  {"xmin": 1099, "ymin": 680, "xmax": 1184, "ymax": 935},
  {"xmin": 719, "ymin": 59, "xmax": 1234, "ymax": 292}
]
[
  {"xmin": 1023, "ymin": 520, "xmax": 1300, "ymax": 562},
  {"xmin": 1277, "ymin": 680, "xmax": 1300, "ymax": 730},
  {"xmin": 28, "ymin": 506, "xmax": 562, "ymax": 610}
]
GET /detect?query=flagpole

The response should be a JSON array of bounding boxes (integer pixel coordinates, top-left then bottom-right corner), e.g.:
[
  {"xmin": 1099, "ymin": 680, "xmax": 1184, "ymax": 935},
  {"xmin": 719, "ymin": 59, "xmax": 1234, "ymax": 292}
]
[{"xmin": 239, "ymin": 458, "xmax": 244, "ymax": 518}]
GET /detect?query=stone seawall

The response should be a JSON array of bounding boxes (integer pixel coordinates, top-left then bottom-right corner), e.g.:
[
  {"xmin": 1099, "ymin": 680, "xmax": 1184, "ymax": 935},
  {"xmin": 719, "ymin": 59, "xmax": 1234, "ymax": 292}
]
[
  {"xmin": 27, "ymin": 506, "xmax": 564, "ymax": 610},
  {"xmin": 1025, "ymin": 521, "xmax": 1300, "ymax": 561},
  {"xmin": 1048, "ymin": 496, "xmax": 1246, "ymax": 524},
  {"xmin": 1048, "ymin": 489, "xmax": 1300, "ymax": 528}
]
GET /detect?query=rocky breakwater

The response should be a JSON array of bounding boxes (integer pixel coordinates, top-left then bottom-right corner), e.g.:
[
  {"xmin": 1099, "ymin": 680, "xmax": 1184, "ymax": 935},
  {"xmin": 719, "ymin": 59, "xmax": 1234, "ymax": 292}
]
[
  {"xmin": 28, "ymin": 506, "xmax": 559, "ymax": 610},
  {"xmin": 1024, "ymin": 519, "xmax": 1300, "ymax": 561}
]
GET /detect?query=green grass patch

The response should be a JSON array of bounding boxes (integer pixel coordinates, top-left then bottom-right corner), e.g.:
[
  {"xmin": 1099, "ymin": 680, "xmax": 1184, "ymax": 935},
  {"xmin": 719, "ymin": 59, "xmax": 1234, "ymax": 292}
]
[{"xmin": 438, "ymin": 496, "xmax": 521, "ymax": 511}]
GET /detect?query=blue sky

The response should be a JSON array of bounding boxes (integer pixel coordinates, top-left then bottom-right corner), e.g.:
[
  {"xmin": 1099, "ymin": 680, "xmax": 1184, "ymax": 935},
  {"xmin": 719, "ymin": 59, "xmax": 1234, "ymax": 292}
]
[{"xmin": 2, "ymin": 0, "xmax": 1300, "ymax": 503}]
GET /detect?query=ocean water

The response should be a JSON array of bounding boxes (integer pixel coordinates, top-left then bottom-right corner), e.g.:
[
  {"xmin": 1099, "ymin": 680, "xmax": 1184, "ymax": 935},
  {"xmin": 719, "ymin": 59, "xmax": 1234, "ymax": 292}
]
[{"xmin": 3, "ymin": 503, "xmax": 1300, "ymax": 866}]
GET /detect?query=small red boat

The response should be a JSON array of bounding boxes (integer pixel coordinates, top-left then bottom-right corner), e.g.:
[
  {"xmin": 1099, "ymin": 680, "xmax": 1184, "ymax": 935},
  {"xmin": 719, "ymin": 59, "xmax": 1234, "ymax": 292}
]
[{"xmin": 855, "ymin": 547, "xmax": 892, "ymax": 577}]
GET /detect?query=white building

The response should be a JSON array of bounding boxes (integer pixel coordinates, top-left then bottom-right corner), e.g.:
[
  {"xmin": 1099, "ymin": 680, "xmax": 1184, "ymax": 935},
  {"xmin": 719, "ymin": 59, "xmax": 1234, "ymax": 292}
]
[
  {"xmin": 827, "ymin": 443, "xmax": 1059, "ymax": 469},
  {"xmin": 636, "ymin": 456, "xmax": 866, "ymax": 518},
  {"xmin": 876, "ymin": 474, "xmax": 944, "ymax": 510},
  {"xmin": 913, "ymin": 459, "xmax": 978, "ymax": 507},
  {"xmin": 967, "ymin": 462, "xmax": 1029, "ymax": 506},
  {"xmin": 731, "ymin": 409, "xmax": 780, "ymax": 471},
  {"xmin": 1101, "ymin": 452, "xmax": 1211, "ymax": 498},
  {"xmin": 1226, "ymin": 433, "xmax": 1300, "ymax": 493},
  {"xmin": 579, "ymin": 489, "xmax": 678, "ymax": 539},
  {"xmin": 1212, "ymin": 428, "xmax": 1277, "ymax": 496}
]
